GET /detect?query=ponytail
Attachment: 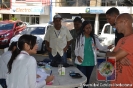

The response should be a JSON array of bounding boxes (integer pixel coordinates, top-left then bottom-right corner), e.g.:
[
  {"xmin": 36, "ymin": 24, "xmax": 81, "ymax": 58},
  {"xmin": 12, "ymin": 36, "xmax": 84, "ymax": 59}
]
[
  {"xmin": 7, "ymin": 48, "xmax": 21, "ymax": 73},
  {"xmin": 7, "ymin": 34, "xmax": 37, "ymax": 73}
]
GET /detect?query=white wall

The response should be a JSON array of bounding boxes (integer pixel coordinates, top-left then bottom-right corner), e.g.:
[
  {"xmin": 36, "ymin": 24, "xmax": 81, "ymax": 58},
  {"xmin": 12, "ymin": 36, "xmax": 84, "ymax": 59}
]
[
  {"xmin": 14, "ymin": 14, "xmax": 49, "ymax": 23},
  {"xmin": 40, "ymin": 15, "xmax": 50, "ymax": 23}
]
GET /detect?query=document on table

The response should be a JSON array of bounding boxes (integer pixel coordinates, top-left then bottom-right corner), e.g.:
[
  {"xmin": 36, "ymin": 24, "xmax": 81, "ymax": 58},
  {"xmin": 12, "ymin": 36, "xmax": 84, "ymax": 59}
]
[{"xmin": 36, "ymin": 67, "xmax": 49, "ymax": 82}]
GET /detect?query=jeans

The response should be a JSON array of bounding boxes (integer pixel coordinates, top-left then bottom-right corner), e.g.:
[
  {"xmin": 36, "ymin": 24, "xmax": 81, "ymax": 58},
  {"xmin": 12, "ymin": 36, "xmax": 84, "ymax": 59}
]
[
  {"xmin": 0, "ymin": 79, "xmax": 7, "ymax": 88},
  {"xmin": 77, "ymin": 65, "xmax": 94, "ymax": 88},
  {"xmin": 49, "ymin": 52, "xmax": 67, "ymax": 64}
]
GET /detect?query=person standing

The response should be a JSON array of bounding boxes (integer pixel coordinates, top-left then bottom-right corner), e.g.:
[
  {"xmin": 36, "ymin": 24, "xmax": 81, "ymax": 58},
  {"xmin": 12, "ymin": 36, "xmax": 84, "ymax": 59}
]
[
  {"xmin": 70, "ymin": 17, "xmax": 82, "ymax": 65},
  {"xmin": 106, "ymin": 13, "xmax": 133, "ymax": 88},
  {"xmin": 44, "ymin": 14, "xmax": 73, "ymax": 66},
  {"xmin": 75, "ymin": 21, "xmax": 113, "ymax": 88},
  {"xmin": 106, "ymin": 7, "xmax": 124, "ymax": 46}
]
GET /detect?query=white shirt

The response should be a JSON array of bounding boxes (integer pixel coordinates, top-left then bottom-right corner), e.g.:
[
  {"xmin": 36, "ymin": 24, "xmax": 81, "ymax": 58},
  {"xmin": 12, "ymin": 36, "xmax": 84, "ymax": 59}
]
[
  {"xmin": 44, "ymin": 26, "xmax": 73, "ymax": 56},
  {"xmin": 6, "ymin": 51, "xmax": 46, "ymax": 88},
  {"xmin": 0, "ymin": 51, "xmax": 12, "ymax": 79}
]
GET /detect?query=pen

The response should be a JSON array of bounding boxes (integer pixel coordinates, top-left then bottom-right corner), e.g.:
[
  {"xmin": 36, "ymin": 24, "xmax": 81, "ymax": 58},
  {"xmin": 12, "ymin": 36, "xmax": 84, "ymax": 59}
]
[{"xmin": 50, "ymin": 70, "xmax": 52, "ymax": 75}]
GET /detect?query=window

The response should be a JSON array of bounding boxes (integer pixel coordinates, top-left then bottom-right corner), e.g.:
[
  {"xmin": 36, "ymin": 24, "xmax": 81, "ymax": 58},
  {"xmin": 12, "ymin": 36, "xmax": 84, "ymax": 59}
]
[
  {"xmin": 0, "ymin": 0, "xmax": 10, "ymax": 9},
  {"xmin": 111, "ymin": 27, "xmax": 116, "ymax": 34},
  {"xmin": 21, "ymin": 15, "xmax": 39, "ymax": 24},
  {"xmin": 0, "ymin": 23, "xmax": 14, "ymax": 30},
  {"xmin": 31, "ymin": 16, "xmax": 39, "ymax": 24},
  {"xmin": 21, "ymin": 27, "xmax": 45, "ymax": 35},
  {"xmin": 104, "ymin": 25, "xmax": 110, "ymax": 34}
]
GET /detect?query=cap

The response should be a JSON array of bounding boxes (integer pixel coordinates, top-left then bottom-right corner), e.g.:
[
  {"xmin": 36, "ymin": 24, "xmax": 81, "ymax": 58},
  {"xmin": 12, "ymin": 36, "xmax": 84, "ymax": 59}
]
[{"xmin": 53, "ymin": 14, "xmax": 62, "ymax": 19}]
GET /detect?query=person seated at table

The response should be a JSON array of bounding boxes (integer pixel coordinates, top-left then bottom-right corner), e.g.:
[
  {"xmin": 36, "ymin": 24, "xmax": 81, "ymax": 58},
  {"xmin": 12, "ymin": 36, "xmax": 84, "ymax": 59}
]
[
  {"xmin": 6, "ymin": 34, "xmax": 54, "ymax": 88},
  {"xmin": 0, "ymin": 42, "xmax": 17, "ymax": 88}
]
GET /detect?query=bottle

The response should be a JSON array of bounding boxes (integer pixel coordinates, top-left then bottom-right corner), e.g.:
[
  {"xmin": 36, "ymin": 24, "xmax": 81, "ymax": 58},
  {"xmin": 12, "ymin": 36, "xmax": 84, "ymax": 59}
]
[
  {"xmin": 58, "ymin": 64, "xmax": 63, "ymax": 75},
  {"xmin": 61, "ymin": 67, "xmax": 65, "ymax": 75}
]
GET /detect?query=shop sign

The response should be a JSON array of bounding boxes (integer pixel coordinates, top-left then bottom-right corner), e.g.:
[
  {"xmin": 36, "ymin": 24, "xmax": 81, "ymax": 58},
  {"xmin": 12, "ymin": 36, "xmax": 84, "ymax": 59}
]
[
  {"xmin": 85, "ymin": 8, "xmax": 105, "ymax": 14},
  {"xmin": 10, "ymin": 7, "xmax": 45, "ymax": 14}
]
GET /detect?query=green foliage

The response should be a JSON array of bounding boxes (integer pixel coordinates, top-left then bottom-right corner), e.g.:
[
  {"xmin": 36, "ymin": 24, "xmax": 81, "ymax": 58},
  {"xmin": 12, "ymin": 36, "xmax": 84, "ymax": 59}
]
[
  {"xmin": 11, "ymin": 17, "xmax": 17, "ymax": 21},
  {"xmin": 0, "ymin": 18, "xmax": 2, "ymax": 21}
]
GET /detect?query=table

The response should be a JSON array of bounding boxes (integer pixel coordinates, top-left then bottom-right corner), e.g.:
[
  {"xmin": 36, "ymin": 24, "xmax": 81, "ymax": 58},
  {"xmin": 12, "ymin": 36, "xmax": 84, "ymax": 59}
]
[{"xmin": 45, "ymin": 66, "xmax": 87, "ymax": 88}]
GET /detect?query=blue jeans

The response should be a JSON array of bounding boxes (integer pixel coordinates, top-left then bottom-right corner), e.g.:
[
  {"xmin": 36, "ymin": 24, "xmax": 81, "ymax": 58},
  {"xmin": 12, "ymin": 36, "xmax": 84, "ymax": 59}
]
[
  {"xmin": 77, "ymin": 65, "xmax": 94, "ymax": 87},
  {"xmin": 0, "ymin": 79, "xmax": 7, "ymax": 88},
  {"xmin": 49, "ymin": 52, "xmax": 67, "ymax": 64}
]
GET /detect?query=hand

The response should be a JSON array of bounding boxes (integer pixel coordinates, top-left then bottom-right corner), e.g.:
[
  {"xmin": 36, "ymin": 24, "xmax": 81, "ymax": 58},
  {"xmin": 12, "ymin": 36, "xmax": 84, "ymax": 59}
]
[
  {"xmin": 47, "ymin": 47, "xmax": 52, "ymax": 52},
  {"xmin": 77, "ymin": 56, "xmax": 83, "ymax": 63},
  {"xmin": 120, "ymin": 57, "xmax": 131, "ymax": 66},
  {"xmin": 36, "ymin": 74, "xmax": 41, "ymax": 78},
  {"xmin": 63, "ymin": 47, "xmax": 68, "ymax": 52},
  {"xmin": 45, "ymin": 75, "xmax": 54, "ymax": 83},
  {"xmin": 107, "ymin": 44, "xmax": 114, "ymax": 49}
]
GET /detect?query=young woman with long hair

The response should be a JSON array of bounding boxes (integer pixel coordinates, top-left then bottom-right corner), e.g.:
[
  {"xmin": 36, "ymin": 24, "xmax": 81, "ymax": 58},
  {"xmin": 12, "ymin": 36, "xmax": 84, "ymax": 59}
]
[{"xmin": 7, "ymin": 34, "xmax": 54, "ymax": 88}]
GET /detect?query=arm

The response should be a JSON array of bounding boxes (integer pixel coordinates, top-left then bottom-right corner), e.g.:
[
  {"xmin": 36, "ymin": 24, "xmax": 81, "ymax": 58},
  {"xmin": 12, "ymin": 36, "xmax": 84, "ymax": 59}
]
[
  {"xmin": 44, "ymin": 28, "xmax": 51, "ymax": 52},
  {"xmin": 106, "ymin": 49, "xmax": 128, "ymax": 61},
  {"xmin": 95, "ymin": 36, "xmax": 108, "ymax": 51},
  {"xmin": 27, "ymin": 57, "xmax": 46, "ymax": 88},
  {"xmin": 45, "ymin": 40, "xmax": 51, "ymax": 52},
  {"xmin": 63, "ymin": 41, "xmax": 71, "ymax": 52},
  {"xmin": 64, "ymin": 28, "xmax": 73, "ymax": 52}
]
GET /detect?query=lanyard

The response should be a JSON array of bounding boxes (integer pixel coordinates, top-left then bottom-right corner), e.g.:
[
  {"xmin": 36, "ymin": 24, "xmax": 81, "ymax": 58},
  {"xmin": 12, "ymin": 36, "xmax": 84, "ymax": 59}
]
[{"xmin": 54, "ymin": 30, "xmax": 61, "ymax": 38}]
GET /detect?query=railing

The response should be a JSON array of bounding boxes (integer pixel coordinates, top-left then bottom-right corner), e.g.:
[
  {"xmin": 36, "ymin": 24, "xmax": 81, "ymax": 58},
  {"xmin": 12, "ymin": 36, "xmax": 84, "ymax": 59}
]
[{"xmin": 0, "ymin": 2, "xmax": 10, "ymax": 9}]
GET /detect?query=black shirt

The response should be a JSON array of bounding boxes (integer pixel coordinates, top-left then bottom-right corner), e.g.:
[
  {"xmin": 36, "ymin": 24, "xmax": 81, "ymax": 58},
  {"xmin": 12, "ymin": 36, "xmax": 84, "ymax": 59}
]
[{"xmin": 115, "ymin": 30, "xmax": 124, "ymax": 46}]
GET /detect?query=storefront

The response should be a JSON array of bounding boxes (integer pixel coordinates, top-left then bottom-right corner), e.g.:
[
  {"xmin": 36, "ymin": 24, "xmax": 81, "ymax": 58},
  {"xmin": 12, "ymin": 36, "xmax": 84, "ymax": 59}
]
[
  {"xmin": 53, "ymin": 7, "xmax": 131, "ymax": 34},
  {"xmin": 10, "ymin": 6, "xmax": 50, "ymax": 24},
  {"xmin": 0, "ymin": 9, "xmax": 11, "ymax": 20}
]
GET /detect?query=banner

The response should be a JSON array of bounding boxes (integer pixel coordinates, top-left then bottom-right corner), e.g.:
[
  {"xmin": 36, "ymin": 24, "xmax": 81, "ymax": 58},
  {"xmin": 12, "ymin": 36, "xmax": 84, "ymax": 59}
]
[{"xmin": 97, "ymin": 57, "xmax": 116, "ymax": 81}]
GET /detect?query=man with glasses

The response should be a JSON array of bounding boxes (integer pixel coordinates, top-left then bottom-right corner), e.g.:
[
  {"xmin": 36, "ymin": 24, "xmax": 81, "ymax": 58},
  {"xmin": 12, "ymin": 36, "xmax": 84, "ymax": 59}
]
[
  {"xmin": 106, "ymin": 7, "xmax": 124, "ymax": 46},
  {"xmin": 106, "ymin": 13, "xmax": 133, "ymax": 88}
]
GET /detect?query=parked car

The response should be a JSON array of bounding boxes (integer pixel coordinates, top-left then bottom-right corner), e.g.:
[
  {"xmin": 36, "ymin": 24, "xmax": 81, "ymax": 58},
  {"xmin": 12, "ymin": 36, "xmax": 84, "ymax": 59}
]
[
  {"xmin": 10, "ymin": 24, "xmax": 50, "ymax": 52},
  {"xmin": 98, "ymin": 23, "xmax": 115, "ymax": 46},
  {"xmin": 0, "ymin": 20, "xmax": 26, "ymax": 46}
]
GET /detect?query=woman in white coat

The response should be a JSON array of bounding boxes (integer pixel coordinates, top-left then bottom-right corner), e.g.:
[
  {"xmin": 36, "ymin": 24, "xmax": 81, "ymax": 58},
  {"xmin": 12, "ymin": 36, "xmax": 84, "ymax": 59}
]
[
  {"xmin": 6, "ymin": 34, "xmax": 54, "ymax": 88},
  {"xmin": 0, "ymin": 42, "xmax": 17, "ymax": 88},
  {"xmin": 74, "ymin": 21, "xmax": 112, "ymax": 88}
]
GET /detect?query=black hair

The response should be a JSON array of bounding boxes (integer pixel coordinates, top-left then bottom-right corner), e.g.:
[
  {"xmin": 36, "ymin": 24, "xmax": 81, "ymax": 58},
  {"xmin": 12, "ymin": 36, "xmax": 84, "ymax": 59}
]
[
  {"xmin": 73, "ymin": 17, "xmax": 82, "ymax": 23},
  {"xmin": 7, "ymin": 34, "xmax": 37, "ymax": 73},
  {"xmin": 8, "ymin": 42, "xmax": 17, "ymax": 51},
  {"xmin": 77, "ymin": 21, "xmax": 96, "ymax": 45},
  {"xmin": 106, "ymin": 7, "xmax": 120, "ymax": 15}
]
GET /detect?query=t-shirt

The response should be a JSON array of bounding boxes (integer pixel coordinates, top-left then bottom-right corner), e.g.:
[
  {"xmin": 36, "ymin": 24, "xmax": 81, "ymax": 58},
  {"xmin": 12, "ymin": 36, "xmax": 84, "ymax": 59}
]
[
  {"xmin": 81, "ymin": 37, "xmax": 94, "ymax": 66},
  {"xmin": 111, "ymin": 34, "xmax": 133, "ymax": 88},
  {"xmin": 115, "ymin": 30, "xmax": 124, "ymax": 46}
]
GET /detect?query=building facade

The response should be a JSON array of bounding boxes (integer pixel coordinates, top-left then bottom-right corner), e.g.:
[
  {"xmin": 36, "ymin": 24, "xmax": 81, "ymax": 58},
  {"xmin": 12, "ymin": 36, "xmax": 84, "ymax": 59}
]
[
  {"xmin": 0, "ymin": 0, "xmax": 11, "ymax": 20},
  {"xmin": 52, "ymin": 0, "xmax": 131, "ymax": 34},
  {"xmin": 0, "ymin": 0, "xmax": 51, "ymax": 24}
]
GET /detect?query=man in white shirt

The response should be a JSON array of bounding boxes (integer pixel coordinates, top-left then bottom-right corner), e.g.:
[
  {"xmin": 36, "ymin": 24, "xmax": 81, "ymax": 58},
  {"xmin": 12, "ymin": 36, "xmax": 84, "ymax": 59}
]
[{"xmin": 44, "ymin": 14, "xmax": 73, "ymax": 66}]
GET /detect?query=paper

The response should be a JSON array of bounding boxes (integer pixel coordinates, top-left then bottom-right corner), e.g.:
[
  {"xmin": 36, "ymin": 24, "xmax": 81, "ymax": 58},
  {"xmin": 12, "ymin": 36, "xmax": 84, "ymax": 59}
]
[{"xmin": 36, "ymin": 67, "xmax": 49, "ymax": 82}]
